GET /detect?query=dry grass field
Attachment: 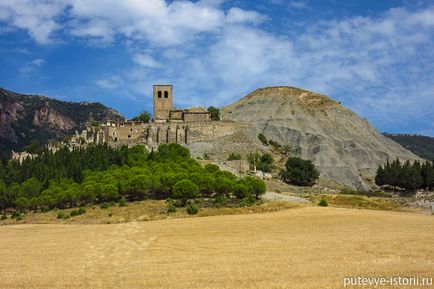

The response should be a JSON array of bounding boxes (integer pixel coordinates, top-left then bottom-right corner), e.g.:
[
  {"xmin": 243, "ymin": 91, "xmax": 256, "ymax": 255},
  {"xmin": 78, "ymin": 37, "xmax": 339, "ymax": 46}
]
[{"xmin": 0, "ymin": 207, "xmax": 433, "ymax": 289}]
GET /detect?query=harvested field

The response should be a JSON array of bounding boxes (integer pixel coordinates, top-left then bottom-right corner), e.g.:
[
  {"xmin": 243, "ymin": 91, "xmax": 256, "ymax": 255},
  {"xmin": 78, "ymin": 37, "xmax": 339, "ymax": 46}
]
[{"xmin": 0, "ymin": 207, "xmax": 433, "ymax": 289}]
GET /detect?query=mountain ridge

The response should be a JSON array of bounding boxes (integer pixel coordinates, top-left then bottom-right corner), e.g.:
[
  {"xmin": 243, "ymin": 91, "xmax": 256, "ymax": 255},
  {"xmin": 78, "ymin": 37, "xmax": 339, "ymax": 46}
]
[{"xmin": 0, "ymin": 88, "xmax": 124, "ymax": 157}]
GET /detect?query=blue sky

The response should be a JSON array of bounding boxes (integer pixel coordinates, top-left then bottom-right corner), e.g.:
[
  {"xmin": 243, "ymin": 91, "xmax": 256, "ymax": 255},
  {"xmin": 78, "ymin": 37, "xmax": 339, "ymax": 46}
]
[{"xmin": 1, "ymin": 0, "xmax": 434, "ymax": 135}]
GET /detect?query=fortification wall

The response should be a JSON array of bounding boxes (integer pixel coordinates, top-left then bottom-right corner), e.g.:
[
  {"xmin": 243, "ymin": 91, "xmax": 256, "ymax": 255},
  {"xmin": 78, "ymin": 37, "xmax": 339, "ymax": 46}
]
[{"xmin": 104, "ymin": 121, "xmax": 243, "ymax": 147}]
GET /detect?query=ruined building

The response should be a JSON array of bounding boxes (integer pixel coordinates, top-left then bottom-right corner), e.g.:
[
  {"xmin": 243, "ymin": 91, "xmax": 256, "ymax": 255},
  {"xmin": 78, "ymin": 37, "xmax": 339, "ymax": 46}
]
[{"xmin": 69, "ymin": 85, "xmax": 240, "ymax": 148}]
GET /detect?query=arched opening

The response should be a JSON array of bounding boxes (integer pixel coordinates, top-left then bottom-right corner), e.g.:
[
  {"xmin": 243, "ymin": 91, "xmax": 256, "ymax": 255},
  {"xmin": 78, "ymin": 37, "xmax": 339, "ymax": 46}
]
[
  {"xmin": 164, "ymin": 91, "xmax": 168, "ymax": 98},
  {"xmin": 158, "ymin": 91, "xmax": 162, "ymax": 98}
]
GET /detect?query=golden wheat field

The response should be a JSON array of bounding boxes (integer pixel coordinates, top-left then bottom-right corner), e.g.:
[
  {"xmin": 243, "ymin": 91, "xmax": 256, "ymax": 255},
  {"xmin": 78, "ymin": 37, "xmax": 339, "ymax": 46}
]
[{"xmin": 0, "ymin": 207, "xmax": 433, "ymax": 289}]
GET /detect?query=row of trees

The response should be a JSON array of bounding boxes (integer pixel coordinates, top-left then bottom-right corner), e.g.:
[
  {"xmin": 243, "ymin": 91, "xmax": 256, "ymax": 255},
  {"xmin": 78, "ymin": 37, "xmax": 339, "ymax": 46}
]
[
  {"xmin": 375, "ymin": 159, "xmax": 434, "ymax": 191},
  {"xmin": 0, "ymin": 144, "xmax": 266, "ymax": 211}
]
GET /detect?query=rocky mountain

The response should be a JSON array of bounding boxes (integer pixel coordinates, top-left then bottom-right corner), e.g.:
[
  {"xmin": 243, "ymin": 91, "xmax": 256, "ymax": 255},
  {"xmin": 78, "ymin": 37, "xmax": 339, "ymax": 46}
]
[
  {"xmin": 0, "ymin": 88, "xmax": 124, "ymax": 157},
  {"xmin": 221, "ymin": 86, "xmax": 420, "ymax": 190},
  {"xmin": 384, "ymin": 133, "xmax": 434, "ymax": 161}
]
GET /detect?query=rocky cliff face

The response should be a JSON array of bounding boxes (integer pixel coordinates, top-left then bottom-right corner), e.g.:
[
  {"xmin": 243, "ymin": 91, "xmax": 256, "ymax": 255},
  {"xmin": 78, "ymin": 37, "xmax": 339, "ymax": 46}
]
[
  {"xmin": 0, "ymin": 88, "xmax": 124, "ymax": 157},
  {"xmin": 221, "ymin": 86, "xmax": 420, "ymax": 190}
]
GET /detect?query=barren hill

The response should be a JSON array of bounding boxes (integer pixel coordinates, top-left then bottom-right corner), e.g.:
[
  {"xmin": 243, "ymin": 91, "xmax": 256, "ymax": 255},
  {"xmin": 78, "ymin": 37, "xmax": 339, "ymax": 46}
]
[{"xmin": 221, "ymin": 86, "xmax": 420, "ymax": 190}]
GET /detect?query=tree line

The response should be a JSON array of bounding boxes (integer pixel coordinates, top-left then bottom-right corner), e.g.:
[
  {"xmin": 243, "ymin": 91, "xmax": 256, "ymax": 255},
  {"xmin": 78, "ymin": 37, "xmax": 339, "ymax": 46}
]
[
  {"xmin": 375, "ymin": 159, "xmax": 434, "ymax": 192},
  {"xmin": 0, "ymin": 144, "xmax": 266, "ymax": 212}
]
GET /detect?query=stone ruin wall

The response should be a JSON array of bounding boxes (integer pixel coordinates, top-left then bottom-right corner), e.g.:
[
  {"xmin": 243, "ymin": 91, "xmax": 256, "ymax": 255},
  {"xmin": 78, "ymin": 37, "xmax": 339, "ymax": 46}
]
[{"xmin": 103, "ymin": 121, "xmax": 243, "ymax": 148}]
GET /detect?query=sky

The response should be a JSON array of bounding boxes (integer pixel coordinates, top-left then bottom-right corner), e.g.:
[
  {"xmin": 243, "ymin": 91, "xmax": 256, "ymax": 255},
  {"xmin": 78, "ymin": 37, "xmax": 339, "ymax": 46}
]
[{"xmin": 0, "ymin": 0, "xmax": 434, "ymax": 135}]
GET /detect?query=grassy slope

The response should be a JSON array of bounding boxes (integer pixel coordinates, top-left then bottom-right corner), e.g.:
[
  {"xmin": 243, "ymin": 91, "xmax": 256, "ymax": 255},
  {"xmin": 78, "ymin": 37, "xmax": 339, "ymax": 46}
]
[{"xmin": 0, "ymin": 207, "xmax": 433, "ymax": 289}]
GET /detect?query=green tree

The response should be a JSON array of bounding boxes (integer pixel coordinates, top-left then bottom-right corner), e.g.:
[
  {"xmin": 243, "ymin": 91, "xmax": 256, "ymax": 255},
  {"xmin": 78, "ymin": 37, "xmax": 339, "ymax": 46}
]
[
  {"xmin": 15, "ymin": 197, "xmax": 30, "ymax": 212},
  {"xmin": 173, "ymin": 180, "xmax": 200, "ymax": 204},
  {"xmin": 281, "ymin": 157, "xmax": 319, "ymax": 186},
  {"xmin": 207, "ymin": 106, "xmax": 220, "ymax": 121},
  {"xmin": 131, "ymin": 111, "xmax": 151, "ymax": 123}
]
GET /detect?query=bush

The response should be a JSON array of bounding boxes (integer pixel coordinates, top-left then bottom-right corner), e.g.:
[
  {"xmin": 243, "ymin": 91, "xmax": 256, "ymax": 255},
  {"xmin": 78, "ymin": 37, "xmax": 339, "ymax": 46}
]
[
  {"xmin": 119, "ymin": 196, "xmax": 127, "ymax": 207},
  {"xmin": 70, "ymin": 209, "xmax": 79, "ymax": 216},
  {"xmin": 207, "ymin": 106, "xmax": 220, "ymax": 121},
  {"xmin": 100, "ymin": 202, "xmax": 110, "ymax": 209},
  {"xmin": 186, "ymin": 203, "xmax": 199, "ymax": 215},
  {"xmin": 204, "ymin": 164, "xmax": 220, "ymax": 174},
  {"xmin": 167, "ymin": 204, "xmax": 177, "ymax": 213},
  {"xmin": 318, "ymin": 199, "xmax": 328, "ymax": 207},
  {"xmin": 233, "ymin": 183, "xmax": 250, "ymax": 199},
  {"xmin": 227, "ymin": 153, "xmax": 242, "ymax": 161},
  {"xmin": 57, "ymin": 211, "xmax": 66, "ymax": 219},
  {"xmin": 258, "ymin": 133, "xmax": 268, "ymax": 145},
  {"xmin": 1, "ymin": 214, "xmax": 7, "ymax": 220},
  {"xmin": 16, "ymin": 215, "xmax": 23, "ymax": 221},
  {"xmin": 214, "ymin": 195, "xmax": 228, "ymax": 206},
  {"xmin": 281, "ymin": 157, "xmax": 319, "ymax": 186},
  {"xmin": 238, "ymin": 196, "xmax": 256, "ymax": 207},
  {"xmin": 77, "ymin": 207, "xmax": 86, "ymax": 215},
  {"xmin": 11, "ymin": 210, "xmax": 21, "ymax": 219}
]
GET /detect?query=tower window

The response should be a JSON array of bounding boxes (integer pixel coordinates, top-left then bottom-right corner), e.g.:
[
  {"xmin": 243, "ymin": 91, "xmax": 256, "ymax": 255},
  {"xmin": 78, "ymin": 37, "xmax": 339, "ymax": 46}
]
[
  {"xmin": 158, "ymin": 91, "xmax": 162, "ymax": 98},
  {"xmin": 164, "ymin": 91, "xmax": 168, "ymax": 98}
]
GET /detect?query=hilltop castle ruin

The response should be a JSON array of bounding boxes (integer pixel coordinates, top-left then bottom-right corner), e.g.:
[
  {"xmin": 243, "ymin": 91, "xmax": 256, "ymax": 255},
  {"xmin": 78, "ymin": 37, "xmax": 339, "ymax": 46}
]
[{"xmin": 68, "ymin": 85, "xmax": 241, "ymax": 148}]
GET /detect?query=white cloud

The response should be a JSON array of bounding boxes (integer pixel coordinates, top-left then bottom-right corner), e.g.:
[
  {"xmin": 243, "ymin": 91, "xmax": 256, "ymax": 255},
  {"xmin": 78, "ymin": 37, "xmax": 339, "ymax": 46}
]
[
  {"xmin": 94, "ymin": 76, "xmax": 123, "ymax": 90},
  {"xmin": 20, "ymin": 58, "xmax": 45, "ymax": 75},
  {"xmin": 288, "ymin": 1, "xmax": 310, "ymax": 10},
  {"xmin": 0, "ymin": 0, "xmax": 67, "ymax": 44},
  {"xmin": 133, "ymin": 53, "xmax": 161, "ymax": 68},
  {"xmin": 226, "ymin": 7, "xmax": 267, "ymax": 24}
]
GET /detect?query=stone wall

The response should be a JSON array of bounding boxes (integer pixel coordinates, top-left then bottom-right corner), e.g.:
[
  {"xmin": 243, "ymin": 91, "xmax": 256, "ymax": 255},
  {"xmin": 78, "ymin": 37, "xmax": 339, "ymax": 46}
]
[{"xmin": 103, "ymin": 121, "xmax": 243, "ymax": 147}]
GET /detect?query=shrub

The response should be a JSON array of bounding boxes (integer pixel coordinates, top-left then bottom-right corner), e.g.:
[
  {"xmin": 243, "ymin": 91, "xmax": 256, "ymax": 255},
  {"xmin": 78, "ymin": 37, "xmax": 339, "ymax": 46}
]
[
  {"xmin": 204, "ymin": 164, "xmax": 220, "ymax": 174},
  {"xmin": 100, "ymin": 202, "xmax": 110, "ymax": 209},
  {"xmin": 16, "ymin": 215, "xmax": 23, "ymax": 221},
  {"xmin": 258, "ymin": 133, "xmax": 268, "ymax": 145},
  {"xmin": 214, "ymin": 195, "xmax": 228, "ymax": 206},
  {"xmin": 281, "ymin": 157, "xmax": 319, "ymax": 186},
  {"xmin": 57, "ymin": 211, "xmax": 66, "ymax": 219},
  {"xmin": 318, "ymin": 199, "xmax": 328, "ymax": 207},
  {"xmin": 119, "ymin": 196, "xmax": 127, "ymax": 207},
  {"xmin": 167, "ymin": 204, "xmax": 177, "ymax": 213},
  {"xmin": 238, "ymin": 196, "xmax": 256, "ymax": 207},
  {"xmin": 70, "ymin": 209, "xmax": 79, "ymax": 217},
  {"xmin": 227, "ymin": 153, "xmax": 242, "ymax": 161},
  {"xmin": 186, "ymin": 203, "xmax": 199, "ymax": 215},
  {"xmin": 1, "ymin": 214, "xmax": 7, "ymax": 220},
  {"xmin": 11, "ymin": 210, "xmax": 21, "ymax": 219},
  {"xmin": 77, "ymin": 207, "xmax": 86, "ymax": 215}
]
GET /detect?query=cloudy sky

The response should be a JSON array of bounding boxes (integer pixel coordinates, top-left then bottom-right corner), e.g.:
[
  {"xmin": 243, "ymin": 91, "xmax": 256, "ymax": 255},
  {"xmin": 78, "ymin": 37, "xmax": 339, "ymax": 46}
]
[{"xmin": 1, "ymin": 0, "xmax": 433, "ymax": 135}]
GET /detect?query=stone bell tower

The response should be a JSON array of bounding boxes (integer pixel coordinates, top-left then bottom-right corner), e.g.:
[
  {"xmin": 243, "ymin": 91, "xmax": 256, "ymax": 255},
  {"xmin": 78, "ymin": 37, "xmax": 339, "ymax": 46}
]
[{"xmin": 153, "ymin": 84, "xmax": 173, "ymax": 121}]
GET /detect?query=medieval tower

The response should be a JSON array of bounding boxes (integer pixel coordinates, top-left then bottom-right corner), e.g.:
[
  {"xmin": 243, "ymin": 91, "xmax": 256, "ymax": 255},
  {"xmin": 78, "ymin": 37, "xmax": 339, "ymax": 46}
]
[{"xmin": 153, "ymin": 85, "xmax": 173, "ymax": 121}]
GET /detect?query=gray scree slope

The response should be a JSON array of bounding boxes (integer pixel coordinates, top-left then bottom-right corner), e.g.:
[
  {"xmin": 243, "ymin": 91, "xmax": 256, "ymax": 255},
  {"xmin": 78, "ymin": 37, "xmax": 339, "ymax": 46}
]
[{"xmin": 221, "ymin": 86, "xmax": 420, "ymax": 190}]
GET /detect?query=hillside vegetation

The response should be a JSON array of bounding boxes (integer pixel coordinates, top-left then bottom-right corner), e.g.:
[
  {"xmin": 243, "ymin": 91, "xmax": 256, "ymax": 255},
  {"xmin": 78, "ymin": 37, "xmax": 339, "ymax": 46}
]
[
  {"xmin": 0, "ymin": 144, "xmax": 266, "ymax": 215},
  {"xmin": 0, "ymin": 88, "xmax": 123, "ymax": 158},
  {"xmin": 384, "ymin": 133, "xmax": 434, "ymax": 160}
]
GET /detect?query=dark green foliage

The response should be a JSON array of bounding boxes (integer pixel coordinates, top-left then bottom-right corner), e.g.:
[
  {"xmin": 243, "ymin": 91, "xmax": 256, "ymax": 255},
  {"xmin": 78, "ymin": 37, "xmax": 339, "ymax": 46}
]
[
  {"xmin": 100, "ymin": 202, "xmax": 110, "ymax": 209},
  {"xmin": 173, "ymin": 180, "xmax": 200, "ymax": 204},
  {"xmin": 57, "ymin": 211, "xmax": 66, "ymax": 219},
  {"xmin": 247, "ymin": 152, "xmax": 274, "ymax": 172},
  {"xmin": 11, "ymin": 210, "xmax": 21, "ymax": 219},
  {"xmin": 1, "ymin": 214, "xmax": 7, "ymax": 220},
  {"xmin": 119, "ymin": 196, "xmax": 127, "ymax": 207},
  {"xmin": 0, "ymin": 143, "xmax": 265, "ymax": 212},
  {"xmin": 227, "ymin": 153, "xmax": 242, "ymax": 161},
  {"xmin": 77, "ymin": 207, "xmax": 86, "ymax": 215},
  {"xmin": 375, "ymin": 159, "xmax": 434, "ymax": 192},
  {"xmin": 204, "ymin": 164, "xmax": 220, "ymax": 174},
  {"xmin": 186, "ymin": 203, "xmax": 199, "ymax": 215},
  {"xmin": 384, "ymin": 133, "xmax": 434, "ymax": 160},
  {"xmin": 131, "ymin": 111, "xmax": 151, "ymax": 123},
  {"xmin": 318, "ymin": 199, "xmax": 328, "ymax": 207},
  {"xmin": 207, "ymin": 106, "xmax": 220, "ymax": 121},
  {"xmin": 238, "ymin": 196, "xmax": 256, "ymax": 207},
  {"xmin": 258, "ymin": 134, "xmax": 268, "ymax": 145},
  {"xmin": 281, "ymin": 157, "xmax": 319, "ymax": 186}
]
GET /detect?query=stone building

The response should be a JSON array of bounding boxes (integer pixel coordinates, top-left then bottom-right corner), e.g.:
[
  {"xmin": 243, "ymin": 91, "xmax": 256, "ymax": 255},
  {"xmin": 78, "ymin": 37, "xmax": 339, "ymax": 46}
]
[
  {"xmin": 153, "ymin": 85, "xmax": 210, "ymax": 123},
  {"xmin": 68, "ymin": 84, "xmax": 232, "ymax": 149}
]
